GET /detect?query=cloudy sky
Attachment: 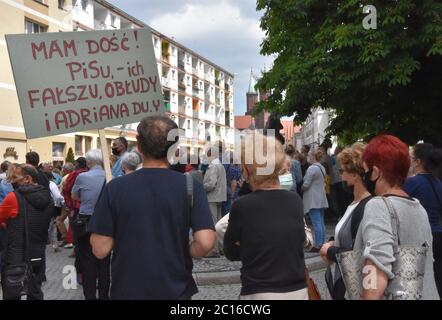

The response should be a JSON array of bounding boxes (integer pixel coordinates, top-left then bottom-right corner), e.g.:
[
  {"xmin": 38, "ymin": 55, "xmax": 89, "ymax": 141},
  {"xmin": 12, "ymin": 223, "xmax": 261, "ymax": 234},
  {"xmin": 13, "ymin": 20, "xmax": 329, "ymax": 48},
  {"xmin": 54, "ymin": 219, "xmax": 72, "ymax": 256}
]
[{"xmin": 107, "ymin": 0, "xmax": 274, "ymax": 115}]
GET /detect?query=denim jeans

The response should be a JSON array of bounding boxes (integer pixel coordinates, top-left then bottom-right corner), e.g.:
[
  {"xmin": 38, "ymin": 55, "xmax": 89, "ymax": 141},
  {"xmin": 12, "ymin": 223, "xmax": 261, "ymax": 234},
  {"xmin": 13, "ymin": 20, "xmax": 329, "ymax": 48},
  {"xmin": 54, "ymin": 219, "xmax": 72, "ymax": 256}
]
[{"xmin": 309, "ymin": 209, "xmax": 326, "ymax": 246}]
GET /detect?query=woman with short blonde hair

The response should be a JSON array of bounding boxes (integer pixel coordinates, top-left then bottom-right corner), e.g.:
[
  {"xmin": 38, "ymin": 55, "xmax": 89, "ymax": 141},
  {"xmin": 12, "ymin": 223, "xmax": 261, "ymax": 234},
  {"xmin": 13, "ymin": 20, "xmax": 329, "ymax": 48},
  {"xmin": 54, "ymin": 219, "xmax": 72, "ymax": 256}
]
[
  {"xmin": 224, "ymin": 133, "xmax": 307, "ymax": 300},
  {"xmin": 319, "ymin": 143, "xmax": 372, "ymax": 299}
]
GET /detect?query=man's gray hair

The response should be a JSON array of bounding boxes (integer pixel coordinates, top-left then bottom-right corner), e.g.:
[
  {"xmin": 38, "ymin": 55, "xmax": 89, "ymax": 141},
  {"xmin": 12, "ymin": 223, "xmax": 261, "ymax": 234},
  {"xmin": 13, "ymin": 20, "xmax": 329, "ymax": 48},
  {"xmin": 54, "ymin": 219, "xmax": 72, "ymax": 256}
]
[
  {"xmin": 121, "ymin": 152, "xmax": 142, "ymax": 171},
  {"xmin": 85, "ymin": 149, "xmax": 103, "ymax": 167}
]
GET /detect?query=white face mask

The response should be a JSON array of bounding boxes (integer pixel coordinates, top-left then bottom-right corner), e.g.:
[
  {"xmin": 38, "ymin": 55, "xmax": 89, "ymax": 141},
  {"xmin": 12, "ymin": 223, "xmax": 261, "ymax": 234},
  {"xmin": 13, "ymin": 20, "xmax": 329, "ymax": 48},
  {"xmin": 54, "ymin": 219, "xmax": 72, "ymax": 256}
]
[{"xmin": 279, "ymin": 173, "xmax": 294, "ymax": 191}]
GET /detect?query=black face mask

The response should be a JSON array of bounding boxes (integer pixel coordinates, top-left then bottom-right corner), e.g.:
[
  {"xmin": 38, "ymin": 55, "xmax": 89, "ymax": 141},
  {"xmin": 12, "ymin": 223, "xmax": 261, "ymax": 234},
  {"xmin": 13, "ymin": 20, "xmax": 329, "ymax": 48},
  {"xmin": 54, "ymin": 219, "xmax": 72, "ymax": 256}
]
[
  {"xmin": 342, "ymin": 181, "xmax": 354, "ymax": 194},
  {"xmin": 111, "ymin": 148, "xmax": 120, "ymax": 156},
  {"xmin": 11, "ymin": 182, "xmax": 19, "ymax": 190},
  {"xmin": 363, "ymin": 169, "xmax": 378, "ymax": 196}
]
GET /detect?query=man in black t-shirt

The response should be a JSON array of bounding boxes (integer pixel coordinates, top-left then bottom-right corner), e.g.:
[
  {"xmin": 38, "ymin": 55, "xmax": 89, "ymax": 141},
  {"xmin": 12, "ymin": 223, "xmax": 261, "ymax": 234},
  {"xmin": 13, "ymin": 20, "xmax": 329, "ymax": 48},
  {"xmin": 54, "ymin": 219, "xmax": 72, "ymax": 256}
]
[{"xmin": 89, "ymin": 116, "xmax": 215, "ymax": 300}]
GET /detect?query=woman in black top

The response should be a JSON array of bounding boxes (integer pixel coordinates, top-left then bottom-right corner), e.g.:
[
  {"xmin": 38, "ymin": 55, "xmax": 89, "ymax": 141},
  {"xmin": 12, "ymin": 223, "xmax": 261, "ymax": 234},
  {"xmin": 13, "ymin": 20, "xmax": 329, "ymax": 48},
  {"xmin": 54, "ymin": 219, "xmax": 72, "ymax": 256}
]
[{"xmin": 224, "ymin": 133, "xmax": 307, "ymax": 300}]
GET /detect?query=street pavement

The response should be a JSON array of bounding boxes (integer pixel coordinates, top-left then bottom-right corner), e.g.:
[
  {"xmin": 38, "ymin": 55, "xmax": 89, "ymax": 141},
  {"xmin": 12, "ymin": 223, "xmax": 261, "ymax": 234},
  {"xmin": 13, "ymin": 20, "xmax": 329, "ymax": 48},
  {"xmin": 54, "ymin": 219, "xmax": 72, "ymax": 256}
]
[{"xmin": 0, "ymin": 224, "xmax": 335, "ymax": 300}]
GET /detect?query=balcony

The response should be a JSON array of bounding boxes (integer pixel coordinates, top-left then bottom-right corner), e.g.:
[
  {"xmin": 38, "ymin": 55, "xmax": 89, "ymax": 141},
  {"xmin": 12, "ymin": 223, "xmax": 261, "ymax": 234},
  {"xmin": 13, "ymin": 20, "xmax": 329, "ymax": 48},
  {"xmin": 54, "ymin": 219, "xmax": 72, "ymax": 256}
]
[
  {"xmin": 215, "ymin": 79, "xmax": 220, "ymax": 87},
  {"xmin": 215, "ymin": 98, "xmax": 221, "ymax": 106},
  {"xmin": 178, "ymin": 82, "xmax": 186, "ymax": 93},
  {"xmin": 225, "ymin": 84, "xmax": 230, "ymax": 92},
  {"xmin": 164, "ymin": 101, "xmax": 171, "ymax": 112},
  {"xmin": 178, "ymin": 105, "xmax": 185, "ymax": 114},
  {"xmin": 178, "ymin": 60, "xmax": 185, "ymax": 70},
  {"xmin": 192, "ymin": 67, "xmax": 198, "ymax": 74}
]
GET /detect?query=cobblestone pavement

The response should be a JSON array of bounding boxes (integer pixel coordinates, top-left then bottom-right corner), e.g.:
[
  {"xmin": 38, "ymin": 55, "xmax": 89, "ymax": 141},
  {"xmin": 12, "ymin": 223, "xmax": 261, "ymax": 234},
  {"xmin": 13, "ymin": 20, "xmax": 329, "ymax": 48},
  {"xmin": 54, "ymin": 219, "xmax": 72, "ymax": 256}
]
[
  {"xmin": 192, "ymin": 268, "xmax": 330, "ymax": 300},
  {"xmin": 0, "ymin": 223, "xmax": 335, "ymax": 300}
]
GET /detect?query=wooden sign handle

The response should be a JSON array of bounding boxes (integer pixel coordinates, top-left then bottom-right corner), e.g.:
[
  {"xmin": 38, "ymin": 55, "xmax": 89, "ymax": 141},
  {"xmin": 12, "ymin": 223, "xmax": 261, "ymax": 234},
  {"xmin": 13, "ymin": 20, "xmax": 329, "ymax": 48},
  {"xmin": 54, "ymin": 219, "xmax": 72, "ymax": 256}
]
[{"xmin": 99, "ymin": 129, "xmax": 112, "ymax": 183}]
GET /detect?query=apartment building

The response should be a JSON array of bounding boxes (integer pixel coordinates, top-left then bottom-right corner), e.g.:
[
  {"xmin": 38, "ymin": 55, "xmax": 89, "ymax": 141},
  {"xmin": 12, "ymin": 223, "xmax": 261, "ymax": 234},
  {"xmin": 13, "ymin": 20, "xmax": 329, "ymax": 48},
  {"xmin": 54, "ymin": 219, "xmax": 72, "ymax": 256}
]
[{"xmin": 0, "ymin": 0, "xmax": 234, "ymax": 164}]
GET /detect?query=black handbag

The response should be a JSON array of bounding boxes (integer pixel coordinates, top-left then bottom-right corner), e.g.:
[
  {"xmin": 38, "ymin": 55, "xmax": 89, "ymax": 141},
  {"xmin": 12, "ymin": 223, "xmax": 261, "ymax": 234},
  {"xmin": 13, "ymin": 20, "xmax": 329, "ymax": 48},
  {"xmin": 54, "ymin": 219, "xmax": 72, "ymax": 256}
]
[
  {"xmin": 2, "ymin": 193, "xmax": 33, "ymax": 298},
  {"xmin": 71, "ymin": 215, "xmax": 91, "ymax": 239}
]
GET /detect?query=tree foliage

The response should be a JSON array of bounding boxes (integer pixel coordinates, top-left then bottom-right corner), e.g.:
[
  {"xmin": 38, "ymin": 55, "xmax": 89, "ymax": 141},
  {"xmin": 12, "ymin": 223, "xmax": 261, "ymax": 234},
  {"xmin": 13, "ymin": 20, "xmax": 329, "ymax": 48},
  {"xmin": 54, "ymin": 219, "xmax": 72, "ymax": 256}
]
[
  {"xmin": 256, "ymin": 0, "xmax": 442, "ymax": 145},
  {"xmin": 65, "ymin": 147, "xmax": 75, "ymax": 163}
]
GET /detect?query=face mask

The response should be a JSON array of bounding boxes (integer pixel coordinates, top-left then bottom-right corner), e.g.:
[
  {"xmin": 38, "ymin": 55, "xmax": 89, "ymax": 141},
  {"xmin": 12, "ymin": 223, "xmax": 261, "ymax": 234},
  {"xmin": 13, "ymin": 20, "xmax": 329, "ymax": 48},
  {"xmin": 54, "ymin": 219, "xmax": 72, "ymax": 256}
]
[
  {"xmin": 363, "ymin": 169, "xmax": 378, "ymax": 195},
  {"xmin": 279, "ymin": 173, "xmax": 294, "ymax": 191},
  {"xmin": 111, "ymin": 147, "xmax": 120, "ymax": 156},
  {"xmin": 342, "ymin": 181, "xmax": 354, "ymax": 194}
]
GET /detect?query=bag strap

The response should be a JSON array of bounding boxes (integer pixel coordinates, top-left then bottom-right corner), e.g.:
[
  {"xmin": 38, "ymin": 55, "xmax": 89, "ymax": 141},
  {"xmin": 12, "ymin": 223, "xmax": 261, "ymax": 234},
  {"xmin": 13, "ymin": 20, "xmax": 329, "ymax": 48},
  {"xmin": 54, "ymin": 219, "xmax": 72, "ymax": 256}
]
[
  {"xmin": 313, "ymin": 164, "xmax": 326, "ymax": 180},
  {"xmin": 350, "ymin": 196, "xmax": 373, "ymax": 246},
  {"xmin": 381, "ymin": 197, "xmax": 401, "ymax": 246}
]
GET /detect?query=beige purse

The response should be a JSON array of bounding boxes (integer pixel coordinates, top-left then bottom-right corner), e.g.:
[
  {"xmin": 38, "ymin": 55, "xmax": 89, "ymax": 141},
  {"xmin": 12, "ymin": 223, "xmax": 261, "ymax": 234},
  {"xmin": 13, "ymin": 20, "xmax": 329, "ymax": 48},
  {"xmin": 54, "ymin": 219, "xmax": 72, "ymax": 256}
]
[{"xmin": 304, "ymin": 220, "xmax": 314, "ymax": 250}]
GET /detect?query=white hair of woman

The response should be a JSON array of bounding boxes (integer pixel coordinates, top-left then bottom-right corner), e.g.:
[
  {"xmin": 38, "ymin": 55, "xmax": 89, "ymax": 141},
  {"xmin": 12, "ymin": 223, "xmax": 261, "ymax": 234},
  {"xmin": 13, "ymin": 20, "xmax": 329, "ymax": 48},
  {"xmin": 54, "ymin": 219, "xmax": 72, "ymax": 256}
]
[{"xmin": 85, "ymin": 149, "xmax": 103, "ymax": 168}]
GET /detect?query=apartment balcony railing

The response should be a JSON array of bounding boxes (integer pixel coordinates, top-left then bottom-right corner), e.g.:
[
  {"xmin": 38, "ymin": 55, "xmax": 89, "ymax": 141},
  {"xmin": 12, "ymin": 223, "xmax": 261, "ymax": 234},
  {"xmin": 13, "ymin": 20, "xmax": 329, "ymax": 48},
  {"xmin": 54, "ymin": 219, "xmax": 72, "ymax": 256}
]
[
  {"xmin": 215, "ymin": 79, "xmax": 220, "ymax": 86},
  {"xmin": 205, "ymin": 73, "xmax": 211, "ymax": 81},
  {"xmin": 205, "ymin": 93, "xmax": 210, "ymax": 101},
  {"xmin": 192, "ymin": 89, "xmax": 199, "ymax": 98},
  {"xmin": 164, "ymin": 101, "xmax": 171, "ymax": 112},
  {"xmin": 162, "ymin": 55, "xmax": 169, "ymax": 63},
  {"xmin": 192, "ymin": 67, "xmax": 198, "ymax": 74},
  {"xmin": 178, "ymin": 105, "xmax": 185, "ymax": 114},
  {"xmin": 215, "ymin": 98, "xmax": 221, "ymax": 105},
  {"xmin": 178, "ymin": 83, "xmax": 186, "ymax": 93},
  {"xmin": 178, "ymin": 60, "xmax": 185, "ymax": 70}
]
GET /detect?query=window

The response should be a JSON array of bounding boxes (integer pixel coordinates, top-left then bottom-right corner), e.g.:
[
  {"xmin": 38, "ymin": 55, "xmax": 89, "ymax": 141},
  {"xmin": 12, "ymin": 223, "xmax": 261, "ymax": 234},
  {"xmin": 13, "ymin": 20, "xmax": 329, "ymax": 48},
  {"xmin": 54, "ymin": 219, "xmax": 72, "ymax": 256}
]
[
  {"xmin": 85, "ymin": 136, "xmax": 92, "ymax": 152},
  {"xmin": 25, "ymin": 19, "xmax": 46, "ymax": 34},
  {"xmin": 172, "ymin": 93, "xmax": 176, "ymax": 104},
  {"xmin": 52, "ymin": 143, "xmax": 65, "ymax": 158},
  {"xmin": 172, "ymin": 70, "xmax": 176, "ymax": 80},
  {"xmin": 58, "ymin": 0, "xmax": 65, "ymax": 10},
  {"xmin": 81, "ymin": 0, "xmax": 88, "ymax": 11},
  {"xmin": 75, "ymin": 135, "xmax": 83, "ymax": 155},
  {"xmin": 187, "ymin": 55, "xmax": 191, "ymax": 64},
  {"xmin": 187, "ymin": 76, "xmax": 191, "ymax": 86},
  {"xmin": 154, "ymin": 38, "xmax": 159, "ymax": 48},
  {"xmin": 110, "ymin": 14, "xmax": 117, "ymax": 27},
  {"xmin": 187, "ymin": 120, "xmax": 191, "ymax": 130},
  {"xmin": 210, "ymin": 87, "xmax": 214, "ymax": 94},
  {"xmin": 171, "ymin": 46, "xmax": 176, "ymax": 57}
]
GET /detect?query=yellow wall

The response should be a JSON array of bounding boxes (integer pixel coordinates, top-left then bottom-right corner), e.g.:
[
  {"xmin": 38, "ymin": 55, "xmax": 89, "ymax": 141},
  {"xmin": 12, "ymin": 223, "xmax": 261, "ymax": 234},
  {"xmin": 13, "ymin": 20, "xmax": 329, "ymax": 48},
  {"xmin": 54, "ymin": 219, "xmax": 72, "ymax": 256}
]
[{"xmin": 0, "ymin": 0, "xmax": 139, "ymax": 164}]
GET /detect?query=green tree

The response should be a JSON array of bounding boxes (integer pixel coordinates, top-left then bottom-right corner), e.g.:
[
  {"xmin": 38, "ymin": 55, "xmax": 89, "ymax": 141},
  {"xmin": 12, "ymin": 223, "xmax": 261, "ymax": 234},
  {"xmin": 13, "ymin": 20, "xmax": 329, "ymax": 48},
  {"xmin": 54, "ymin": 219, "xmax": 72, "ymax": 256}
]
[
  {"xmin": 256, "ymin": 0, "xmax": 442, "ymax": 145},
  {"xmin": 65, "ymin": 147, "xmax": 75, "ymax": 163}
]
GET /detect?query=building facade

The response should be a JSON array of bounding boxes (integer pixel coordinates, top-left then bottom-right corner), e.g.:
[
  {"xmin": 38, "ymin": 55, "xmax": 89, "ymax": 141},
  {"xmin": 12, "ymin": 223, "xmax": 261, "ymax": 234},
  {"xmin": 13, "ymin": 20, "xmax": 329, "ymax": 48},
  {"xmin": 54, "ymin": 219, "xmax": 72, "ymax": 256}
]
[
  {"xmin": 299, "ymin": 108, "xmax": 336, "ymax": 149},
  {"xmin": 0, "ymin": 0, "xmax": 234, "ymax": 164}
]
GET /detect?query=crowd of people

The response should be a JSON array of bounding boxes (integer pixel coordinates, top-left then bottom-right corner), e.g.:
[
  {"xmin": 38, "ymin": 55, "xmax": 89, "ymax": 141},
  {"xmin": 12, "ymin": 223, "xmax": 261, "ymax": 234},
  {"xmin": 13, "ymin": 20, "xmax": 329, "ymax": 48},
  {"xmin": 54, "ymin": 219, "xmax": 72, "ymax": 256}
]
[{"xmin": 0, "ymin": 115, "xmax": 441, "ymax": 300}]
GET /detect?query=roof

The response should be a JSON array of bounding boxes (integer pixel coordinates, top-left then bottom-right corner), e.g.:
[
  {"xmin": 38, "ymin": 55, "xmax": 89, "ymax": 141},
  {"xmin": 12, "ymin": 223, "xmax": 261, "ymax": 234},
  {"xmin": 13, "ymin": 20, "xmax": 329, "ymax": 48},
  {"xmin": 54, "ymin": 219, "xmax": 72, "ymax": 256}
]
[
  {"xmin": 280, "ymin": 120, "xmax": 302, "ymax": 142},
  {"xmin": 235, "ymin": 115, "xmax": 253, "ymax": 130}
]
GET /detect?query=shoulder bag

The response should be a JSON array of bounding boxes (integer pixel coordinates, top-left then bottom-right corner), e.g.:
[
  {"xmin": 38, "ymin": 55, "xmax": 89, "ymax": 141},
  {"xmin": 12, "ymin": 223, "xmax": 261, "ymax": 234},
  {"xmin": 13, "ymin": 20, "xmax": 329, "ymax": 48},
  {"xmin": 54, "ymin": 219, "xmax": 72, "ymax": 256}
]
[{"xmin": 336, "ymin": 196, "xmax": 428, "ymax": 300}]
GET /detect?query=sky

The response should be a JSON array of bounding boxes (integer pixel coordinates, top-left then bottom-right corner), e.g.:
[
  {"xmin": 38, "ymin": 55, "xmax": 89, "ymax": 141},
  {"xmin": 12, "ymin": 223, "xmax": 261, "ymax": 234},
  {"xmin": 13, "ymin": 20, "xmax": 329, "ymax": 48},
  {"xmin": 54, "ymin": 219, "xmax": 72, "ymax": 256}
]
[{"xmin": 107, "ymin": 0, "xmax": 274, "ymax": 116}]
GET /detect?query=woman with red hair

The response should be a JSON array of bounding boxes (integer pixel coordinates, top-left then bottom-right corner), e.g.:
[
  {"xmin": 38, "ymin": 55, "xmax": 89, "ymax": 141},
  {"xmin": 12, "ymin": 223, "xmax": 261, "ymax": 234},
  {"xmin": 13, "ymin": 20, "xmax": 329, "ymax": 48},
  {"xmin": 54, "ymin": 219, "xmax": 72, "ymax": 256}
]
[{"xmin": 351, "ymin": 135, "xmax": 439, "ymax": 300}]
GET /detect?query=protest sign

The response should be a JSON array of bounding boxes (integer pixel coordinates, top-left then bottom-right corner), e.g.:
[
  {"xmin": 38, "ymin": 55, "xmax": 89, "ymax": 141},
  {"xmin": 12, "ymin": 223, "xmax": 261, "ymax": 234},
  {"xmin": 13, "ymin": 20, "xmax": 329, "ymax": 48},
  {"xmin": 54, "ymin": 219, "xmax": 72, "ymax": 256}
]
[{"xmin": 6, "ymin": 28, "xmax": 164, "ymax": 139}]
